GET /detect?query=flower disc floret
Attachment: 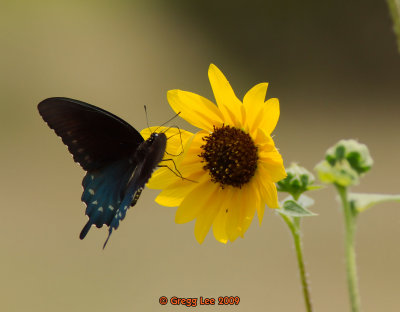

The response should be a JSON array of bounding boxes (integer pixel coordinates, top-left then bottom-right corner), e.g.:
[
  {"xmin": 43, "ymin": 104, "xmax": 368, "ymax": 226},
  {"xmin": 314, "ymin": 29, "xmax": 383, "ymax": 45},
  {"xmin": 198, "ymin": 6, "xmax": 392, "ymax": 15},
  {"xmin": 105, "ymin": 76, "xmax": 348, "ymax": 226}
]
[{"xmin": 200, "ymin": 125, "xmax": 258, "ymax": 188}]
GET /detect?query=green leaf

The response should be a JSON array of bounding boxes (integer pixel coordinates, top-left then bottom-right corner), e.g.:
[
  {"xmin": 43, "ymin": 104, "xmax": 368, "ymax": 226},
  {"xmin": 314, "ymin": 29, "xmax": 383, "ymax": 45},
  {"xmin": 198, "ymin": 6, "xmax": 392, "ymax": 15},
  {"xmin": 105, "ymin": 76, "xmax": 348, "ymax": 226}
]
[
  {"xmin": 278, "ymin": 199, "xmax": 317, "ymax": 217},
  {"xmin": 296, "ymin": 194, "xmax": 315, "ymax": 209},
  {"xmin": 348, "ymin": 193, "xmax": 400, "ymax": 213}
]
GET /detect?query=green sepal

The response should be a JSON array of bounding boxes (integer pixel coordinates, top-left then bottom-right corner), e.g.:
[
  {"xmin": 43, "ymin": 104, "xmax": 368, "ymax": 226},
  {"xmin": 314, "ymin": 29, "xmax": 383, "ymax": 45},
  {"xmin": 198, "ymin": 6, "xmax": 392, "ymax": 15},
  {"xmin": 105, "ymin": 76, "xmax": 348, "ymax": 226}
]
[
  {"xmin": 348, "ymin": 193, "xmax": 400, "ymax": 213},
  {"xmin": 306, "ymin": 185, "xmax": 324, "ymax": 191},
  {"xmin": 315, "ymin": 159, "xmax": 359, "ymax": 187}
]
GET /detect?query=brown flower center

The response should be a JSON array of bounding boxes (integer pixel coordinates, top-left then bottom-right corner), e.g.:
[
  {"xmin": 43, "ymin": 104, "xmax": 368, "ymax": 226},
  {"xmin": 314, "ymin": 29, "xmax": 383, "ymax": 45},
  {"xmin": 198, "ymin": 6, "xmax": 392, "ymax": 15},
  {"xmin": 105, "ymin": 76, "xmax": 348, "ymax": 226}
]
[{"xmin": 199, "ymin": 125, "xmax": 258, "ymax": 188}]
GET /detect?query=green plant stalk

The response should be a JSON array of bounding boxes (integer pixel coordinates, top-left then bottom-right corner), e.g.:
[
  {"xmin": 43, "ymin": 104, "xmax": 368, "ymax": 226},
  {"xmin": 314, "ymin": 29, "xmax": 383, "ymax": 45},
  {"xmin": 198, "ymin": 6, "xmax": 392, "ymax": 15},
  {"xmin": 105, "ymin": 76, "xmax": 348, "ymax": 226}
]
[
  {"xmin": 281, "ymin": 214, "xmax": 313, "ymax": 312},
  {"xmin": 336, "ymin": 185, "xmax": 360, "ymax": 312},
  {"xmin": 386, "ymin": 0, "xmax": 400, "ymax": 53}
]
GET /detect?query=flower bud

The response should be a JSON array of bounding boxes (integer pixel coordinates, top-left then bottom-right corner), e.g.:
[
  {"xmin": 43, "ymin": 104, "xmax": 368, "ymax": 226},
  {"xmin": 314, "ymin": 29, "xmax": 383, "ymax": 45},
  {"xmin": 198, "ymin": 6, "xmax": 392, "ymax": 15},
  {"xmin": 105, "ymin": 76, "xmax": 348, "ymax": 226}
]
[
  {"xmin": 277, "ymin": 163, "xmax": 315, "ymax": 200},
  {"xmin": 315, "ymin": 139, "xmax": 373, "ymax": 187}
]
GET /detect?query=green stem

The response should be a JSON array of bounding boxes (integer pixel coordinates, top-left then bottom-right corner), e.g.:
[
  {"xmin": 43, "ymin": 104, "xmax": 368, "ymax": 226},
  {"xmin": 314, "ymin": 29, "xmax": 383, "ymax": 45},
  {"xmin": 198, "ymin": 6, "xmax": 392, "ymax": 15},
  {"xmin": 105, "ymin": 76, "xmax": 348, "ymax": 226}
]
[
  {"xmin": 336, "ymin": 185, "xmax": 360, "ymax": 312},
  {"xmin": 386, "ymin": 0, "xmax": 400, "ymax": 53},
  {"xmin": 281, "ymin": 214, "xmax": 313, "ymax": 312}
]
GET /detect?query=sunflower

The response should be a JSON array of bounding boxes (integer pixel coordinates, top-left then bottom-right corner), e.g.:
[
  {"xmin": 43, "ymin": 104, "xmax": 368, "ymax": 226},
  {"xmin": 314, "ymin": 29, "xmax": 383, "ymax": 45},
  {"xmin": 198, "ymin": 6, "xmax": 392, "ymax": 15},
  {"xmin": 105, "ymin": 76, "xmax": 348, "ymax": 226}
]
[{"xmin": 141, "ymin": 64, "xmax": 286, "ymax": 244}]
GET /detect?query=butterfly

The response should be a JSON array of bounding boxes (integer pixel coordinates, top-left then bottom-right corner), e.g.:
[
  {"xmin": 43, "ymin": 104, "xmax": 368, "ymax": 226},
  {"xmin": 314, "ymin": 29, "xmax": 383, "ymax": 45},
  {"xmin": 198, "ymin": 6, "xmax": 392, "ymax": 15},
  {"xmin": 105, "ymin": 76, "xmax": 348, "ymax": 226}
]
[{"xmin": 38, "ymin": 97, "xmax": 168, "ymax": 248}]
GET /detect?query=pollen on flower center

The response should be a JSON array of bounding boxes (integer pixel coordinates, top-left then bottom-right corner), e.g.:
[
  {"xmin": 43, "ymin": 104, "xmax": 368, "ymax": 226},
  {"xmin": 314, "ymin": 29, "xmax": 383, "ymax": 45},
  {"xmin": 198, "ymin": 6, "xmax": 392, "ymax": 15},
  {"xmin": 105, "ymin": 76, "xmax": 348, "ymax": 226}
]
[{"xmin": 199, "ymin": 125, "xmax": 258, "ymax": 188}]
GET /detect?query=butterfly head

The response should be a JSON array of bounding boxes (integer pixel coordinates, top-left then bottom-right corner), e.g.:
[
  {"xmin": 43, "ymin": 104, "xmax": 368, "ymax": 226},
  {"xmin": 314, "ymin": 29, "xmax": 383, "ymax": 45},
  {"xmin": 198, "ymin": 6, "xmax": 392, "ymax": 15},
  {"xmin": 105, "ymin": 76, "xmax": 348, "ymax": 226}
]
[{"xmin": 146, "ymin": 132, "xmax": 167, "ymax": 151}]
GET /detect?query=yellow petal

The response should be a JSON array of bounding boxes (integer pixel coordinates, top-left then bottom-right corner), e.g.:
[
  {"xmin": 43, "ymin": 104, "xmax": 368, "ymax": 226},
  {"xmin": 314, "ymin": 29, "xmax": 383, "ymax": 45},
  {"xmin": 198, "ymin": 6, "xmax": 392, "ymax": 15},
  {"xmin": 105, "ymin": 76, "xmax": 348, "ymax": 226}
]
[
  {"xmin": 147, "ymin": 155, "xmax": 201, "ymax": 191},
  {"xmin": 258, "ymin": 148, "xmax": 285, "ymax": 164},
  {"xmin": 140, "ymin": 128, "xmax": 152, "ymax": 140},
  {"xmin": 164, "ymin": 128, "xmax": 194, "ymax": 155},
  {"xmin": 255, "ymin": 130, "xmax": 286, "ymax": 183},
  {"xmin": 262, "ymin": 98, "xmax": 280, "ymax": 135},
  {"xmin": 147, "ymin": 166, "xmax": 177, "ymax": 189},
  {"xmin": 175, "ymin": 178, "xmax": 217, "ymax": 224},
  {"xmin": 177, "ymin": 131, "xmax": 205, "ymax": 166},
  {"xmin": 240, "ymin": 182, "xmax": 259, "ymax": 228},
  {"xmin": 167, "ymin": 90, "xmax": 224, "ymax": 132},
  {"xmin": 258, "ymin": 160, "xmax": 287, "ymax": 183},
  {"xmin": 252, "ymin": 174, "xmax": 267, "ymax": 224},
  {"xmin": 213, "ymin": 185, "xmax": 258, "ymax": 242},
  {"xmin": 240, "ymin": 205, "xmax": 256, "ymax": 237},
  {"xmin": 155, "ymin": 171, "xmax": 204, "ymax": 207},
  {"xmin": 213, "ymin": 186, "xmax": 256, "ymax": 243},
  {"xmin": 208, "ymin": 64, "xmax": 243, "ymax": 127},
  {"xmin": 253, "ymin": 127, "xmax": 276, "ymax": 149},
  {"xmin": 155, "ymin": 190, "xmax": 185, "ymax": 207},
  {"xmin": 259, "ymin": 181, "xmax": 279, "ymax": 208},
  {"xmin": 228, "ymin": 226, "xmax": 242, "ymax": 242},
  {"xmin": 243, "ymin": 83, "xmax": 269, "ymax": 109},
  {"xmin": 154, "ymin": 153, "xmax": 206, "ymax": 205},
  {"xmin": 225, "ymin": 188, "xmax": 242, "ymax": 242},
  {"xmin": 147, "ymin": 130, "xmax": 199, "ymax": 189},
  {"xmin": 255, "ymin": 201, "xmax": 265, "ymax": 228},
  {"xmin": 194, "ymin": 185, "xmax": 225, "ymax": 244},
  {"xmin": 243, "ymin": 83, "xmax": 269, "ymax": 133},
  {"xmin": 212, "ymin": 204, "xmax": 229, "ymax": 244}
]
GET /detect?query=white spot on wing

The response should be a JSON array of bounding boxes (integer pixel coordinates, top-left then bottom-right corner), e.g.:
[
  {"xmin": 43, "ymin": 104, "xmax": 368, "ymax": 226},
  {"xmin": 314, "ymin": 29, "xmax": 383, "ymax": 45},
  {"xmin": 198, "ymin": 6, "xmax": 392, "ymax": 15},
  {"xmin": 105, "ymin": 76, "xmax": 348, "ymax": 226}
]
[
  {"xmin": 88, "ymin": 189, "xmax": 95, "ymax": 195},
  {"xmin": 98, "ymin": 207, "xmax": 103, "ymax": 212},
  {"xmin": 92, "ymin": 200, "xmax": 98, "ymax": 205},
  {"xmin": 108, "ymin": 205, "xmax": 114, "ymax": 211}
]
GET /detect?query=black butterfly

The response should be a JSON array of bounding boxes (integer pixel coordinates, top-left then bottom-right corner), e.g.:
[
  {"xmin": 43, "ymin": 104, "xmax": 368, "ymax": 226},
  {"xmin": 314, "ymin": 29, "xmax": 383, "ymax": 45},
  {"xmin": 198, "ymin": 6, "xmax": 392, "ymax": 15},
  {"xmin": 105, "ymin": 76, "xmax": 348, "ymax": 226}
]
[{"xmin": 38, "ymin": 97, "xmax": 167, "ymax": 248}]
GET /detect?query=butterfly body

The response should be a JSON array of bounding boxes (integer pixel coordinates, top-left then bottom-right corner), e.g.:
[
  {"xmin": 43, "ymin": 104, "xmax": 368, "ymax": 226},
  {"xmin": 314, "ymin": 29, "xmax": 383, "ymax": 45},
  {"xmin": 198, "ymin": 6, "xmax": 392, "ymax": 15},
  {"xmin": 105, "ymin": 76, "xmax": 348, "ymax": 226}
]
[{"xmin": 38, "ymin": 97, "xmax": 166, "ymax": 247}]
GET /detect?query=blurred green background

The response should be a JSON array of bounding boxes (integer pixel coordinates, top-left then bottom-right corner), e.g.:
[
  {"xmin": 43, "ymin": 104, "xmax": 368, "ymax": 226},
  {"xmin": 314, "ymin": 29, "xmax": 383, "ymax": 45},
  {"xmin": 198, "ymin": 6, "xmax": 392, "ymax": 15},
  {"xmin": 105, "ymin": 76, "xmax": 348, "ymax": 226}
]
[{"xmin": 1, "ymin": 1, "xmax": 399, "ymax": 311}]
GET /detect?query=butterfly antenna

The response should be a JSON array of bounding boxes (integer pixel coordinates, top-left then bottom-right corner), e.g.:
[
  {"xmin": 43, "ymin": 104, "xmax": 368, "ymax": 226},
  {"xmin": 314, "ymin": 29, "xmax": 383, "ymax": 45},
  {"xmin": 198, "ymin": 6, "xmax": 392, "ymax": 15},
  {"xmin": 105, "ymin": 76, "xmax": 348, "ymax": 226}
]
[
  {"xmin": 153, "ymin": 111, "xmax": 181, "ymax": 133},
  {"xmin": 144, "ymin": 105, "xmax": 152, "ymax": 134}
]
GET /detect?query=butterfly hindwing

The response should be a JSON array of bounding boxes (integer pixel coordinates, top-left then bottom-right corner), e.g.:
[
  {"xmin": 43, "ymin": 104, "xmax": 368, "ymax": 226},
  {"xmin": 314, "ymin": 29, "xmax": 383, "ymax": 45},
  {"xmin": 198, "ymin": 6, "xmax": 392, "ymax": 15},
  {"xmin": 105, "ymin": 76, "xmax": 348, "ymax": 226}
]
[{"xmin": 79, "ymin": 158, "xmax": 136, "ymax": 240}]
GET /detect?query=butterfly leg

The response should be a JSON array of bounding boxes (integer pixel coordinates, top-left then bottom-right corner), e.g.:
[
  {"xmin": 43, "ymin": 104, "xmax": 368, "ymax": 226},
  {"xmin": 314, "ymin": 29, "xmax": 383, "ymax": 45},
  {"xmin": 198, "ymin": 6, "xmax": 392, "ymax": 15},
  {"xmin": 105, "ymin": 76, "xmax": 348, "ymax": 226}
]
[
  {"xmin": 158, "ymin": 160, "xmax": 197, "ymax": 183},
  {"xmin": 165, "ymin": 126, "xmax": 184, "ymax": 157},
  {"xmin": 158, "ymin": 158, "xmax": 183, "ymax": 179}
]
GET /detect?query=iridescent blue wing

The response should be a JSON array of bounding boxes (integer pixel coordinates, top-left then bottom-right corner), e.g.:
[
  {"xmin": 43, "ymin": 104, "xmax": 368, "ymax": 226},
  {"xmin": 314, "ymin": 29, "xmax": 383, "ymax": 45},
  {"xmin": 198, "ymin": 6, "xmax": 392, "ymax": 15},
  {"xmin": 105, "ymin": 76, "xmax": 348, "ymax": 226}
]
[
  {"xmin": 79, "ymin": 160, "xmax": 134, "ymax": 240},
  {"xmin": 38, "ymin": 97, "xmax": 145, "ymax": 242}
]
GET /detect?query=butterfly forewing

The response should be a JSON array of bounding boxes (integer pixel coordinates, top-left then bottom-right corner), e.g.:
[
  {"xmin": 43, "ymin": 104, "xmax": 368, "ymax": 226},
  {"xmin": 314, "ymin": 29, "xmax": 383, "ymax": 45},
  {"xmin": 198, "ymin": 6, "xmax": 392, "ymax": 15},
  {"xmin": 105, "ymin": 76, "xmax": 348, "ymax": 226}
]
[{"xmin": 38, "ymin": 97, "xmax": 144, "ymax": 171}]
